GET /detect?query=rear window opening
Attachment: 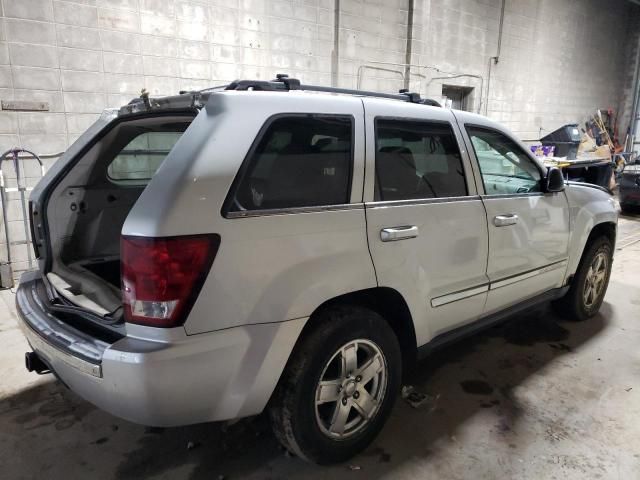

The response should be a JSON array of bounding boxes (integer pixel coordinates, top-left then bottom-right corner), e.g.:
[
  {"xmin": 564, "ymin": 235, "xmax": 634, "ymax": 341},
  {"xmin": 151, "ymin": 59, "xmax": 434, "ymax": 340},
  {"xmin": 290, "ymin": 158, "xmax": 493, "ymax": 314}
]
[{"xmin": 43, "ymin": 114, "xmax": 194, "ymax": 322}]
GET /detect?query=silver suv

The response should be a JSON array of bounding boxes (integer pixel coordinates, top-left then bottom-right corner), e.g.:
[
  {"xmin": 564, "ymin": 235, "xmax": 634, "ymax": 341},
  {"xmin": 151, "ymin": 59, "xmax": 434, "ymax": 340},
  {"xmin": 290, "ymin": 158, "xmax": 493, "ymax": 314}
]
[{"xmin": 16, "ymin": 76, "xmax": 617, "ymax": 464}]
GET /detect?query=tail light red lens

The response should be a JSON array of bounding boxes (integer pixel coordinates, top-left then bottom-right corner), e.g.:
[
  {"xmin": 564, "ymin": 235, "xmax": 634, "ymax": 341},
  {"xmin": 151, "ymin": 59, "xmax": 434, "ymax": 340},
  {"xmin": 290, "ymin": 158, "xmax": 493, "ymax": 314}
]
[{"xmin": 121, "ymin": 234, "xmax": 220, "ymax": 328}]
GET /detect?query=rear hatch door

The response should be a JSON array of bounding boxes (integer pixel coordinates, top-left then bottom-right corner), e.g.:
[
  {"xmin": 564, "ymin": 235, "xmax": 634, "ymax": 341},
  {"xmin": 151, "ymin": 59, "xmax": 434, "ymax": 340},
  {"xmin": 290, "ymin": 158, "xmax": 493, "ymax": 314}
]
[{"xmin": 29, "ymin": 92, "xmax": 207, "ymax": 272}]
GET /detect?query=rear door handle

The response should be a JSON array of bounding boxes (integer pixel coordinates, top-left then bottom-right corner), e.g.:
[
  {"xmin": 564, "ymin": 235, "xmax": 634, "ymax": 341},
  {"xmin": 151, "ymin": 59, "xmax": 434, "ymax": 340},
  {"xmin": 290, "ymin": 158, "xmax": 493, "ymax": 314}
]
[
  {"xmin": 493, "ymin": 214, "xmax": 519, "ymax": 227},
  {"xmin": 380, "ymin": 225, "xmax": 419, "ymax": 242}
]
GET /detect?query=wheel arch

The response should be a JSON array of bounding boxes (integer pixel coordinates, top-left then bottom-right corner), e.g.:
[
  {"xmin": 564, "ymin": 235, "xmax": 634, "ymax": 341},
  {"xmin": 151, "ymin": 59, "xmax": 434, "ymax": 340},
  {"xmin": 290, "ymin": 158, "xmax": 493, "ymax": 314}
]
[
  {"xmin": 587, "ymin": 221, "xmax": 617, "ymax": 246},
  {"xmin": 301, "ymin": 287, "xmax": 418, "ymax": 372},
  {"xmin": 567, "ymin": 221, "xmax": 616, "ymax": 285}
]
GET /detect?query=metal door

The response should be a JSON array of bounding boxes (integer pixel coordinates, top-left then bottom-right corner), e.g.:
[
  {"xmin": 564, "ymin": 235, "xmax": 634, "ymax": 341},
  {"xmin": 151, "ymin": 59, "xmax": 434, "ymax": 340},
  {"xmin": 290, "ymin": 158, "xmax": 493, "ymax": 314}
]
[
  {"xmin": 457, "ymin": 117, "xmax": 570, "ymax": 315},
  {"xmin": 362, "ymin": 98, "xmax": 490, "ymax": 346}
]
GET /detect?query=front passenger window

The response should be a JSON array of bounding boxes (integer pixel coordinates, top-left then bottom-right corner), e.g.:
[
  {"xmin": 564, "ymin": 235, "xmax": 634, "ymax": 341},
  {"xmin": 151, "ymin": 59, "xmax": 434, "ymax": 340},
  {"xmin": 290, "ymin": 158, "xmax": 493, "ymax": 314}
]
[
  {"xmin": 466, "ymin": 127, "xmax": 542, "ymax": 195},
  {"xmin": 375, "ymin": 119, "xmax": 467, "ymax": 201}
]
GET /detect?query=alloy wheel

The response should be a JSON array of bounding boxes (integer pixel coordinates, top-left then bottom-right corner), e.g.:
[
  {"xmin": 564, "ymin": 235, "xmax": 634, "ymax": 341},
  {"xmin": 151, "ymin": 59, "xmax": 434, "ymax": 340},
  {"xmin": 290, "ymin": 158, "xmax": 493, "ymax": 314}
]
[
  {"xmin": 314, "ymin": 339, "xmax": 388, "ymax": 440},
  {"xmin": 583, "ymin": 251, "xmax": 608, "ymax": 308}
]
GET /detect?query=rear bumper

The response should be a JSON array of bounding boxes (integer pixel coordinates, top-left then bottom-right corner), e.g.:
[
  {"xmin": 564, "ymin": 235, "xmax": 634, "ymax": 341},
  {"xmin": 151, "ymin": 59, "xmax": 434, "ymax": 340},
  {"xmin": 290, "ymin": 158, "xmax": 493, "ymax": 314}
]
[{"xmin": 16, "ymin": 271, "xmax": 305, "ymax": 426}]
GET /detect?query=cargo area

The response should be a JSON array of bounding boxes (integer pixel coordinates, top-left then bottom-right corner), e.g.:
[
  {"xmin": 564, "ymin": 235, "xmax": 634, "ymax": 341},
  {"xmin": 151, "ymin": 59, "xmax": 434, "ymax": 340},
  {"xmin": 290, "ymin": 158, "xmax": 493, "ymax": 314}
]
[{"xmin": 41, "ymin": 114, "xmax": 194, "ymax": 320}]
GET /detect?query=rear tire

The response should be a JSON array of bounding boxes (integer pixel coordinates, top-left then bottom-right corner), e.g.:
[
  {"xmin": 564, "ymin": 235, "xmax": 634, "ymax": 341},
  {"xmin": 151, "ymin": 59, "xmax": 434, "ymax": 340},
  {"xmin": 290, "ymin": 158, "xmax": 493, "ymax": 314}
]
[
  {"xmin": 553, "ymin": 236, "xmax": 613, "ymax": 321},
  {"xmin": 269, "ymin": 306, "xmax": 401, "ymax": 464}
]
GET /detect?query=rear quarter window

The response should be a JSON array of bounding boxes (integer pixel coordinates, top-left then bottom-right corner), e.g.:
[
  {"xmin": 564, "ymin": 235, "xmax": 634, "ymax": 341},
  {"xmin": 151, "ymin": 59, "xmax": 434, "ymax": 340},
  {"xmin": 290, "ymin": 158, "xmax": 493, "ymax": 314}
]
[
  {"xmin": 107, "ymin": 131, "xmax": 184, "ymax": 182},
  {"xmin": 226, "ymin": 114, "xmax": 353, "ymax": 213}
]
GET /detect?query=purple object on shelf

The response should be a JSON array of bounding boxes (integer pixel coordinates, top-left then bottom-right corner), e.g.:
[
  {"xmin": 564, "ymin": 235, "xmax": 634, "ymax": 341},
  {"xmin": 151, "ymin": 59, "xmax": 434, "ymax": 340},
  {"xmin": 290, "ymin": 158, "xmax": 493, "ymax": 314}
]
[
  {"xmin": 530, "ymin": 145, "xmax": 555, "ymax": 157},
  {"xmin": 530, "ymin": 145, "xmax": 544, "ymax": 156}
]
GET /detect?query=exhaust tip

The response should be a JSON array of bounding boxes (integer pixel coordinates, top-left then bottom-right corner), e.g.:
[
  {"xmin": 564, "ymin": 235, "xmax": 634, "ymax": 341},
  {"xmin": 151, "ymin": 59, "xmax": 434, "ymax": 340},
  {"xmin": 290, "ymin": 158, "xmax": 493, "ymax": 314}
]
[{"xmin": 25, "ymin": 352, "xmax": 51, "ymax": 375}]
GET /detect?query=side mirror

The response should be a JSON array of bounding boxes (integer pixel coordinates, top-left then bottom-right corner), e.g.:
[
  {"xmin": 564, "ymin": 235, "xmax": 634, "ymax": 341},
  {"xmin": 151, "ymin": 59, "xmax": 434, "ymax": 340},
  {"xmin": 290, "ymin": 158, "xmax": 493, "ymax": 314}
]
[{"xmin": 545, "ymin": 167, "xmax": 565, "ymax": 193}]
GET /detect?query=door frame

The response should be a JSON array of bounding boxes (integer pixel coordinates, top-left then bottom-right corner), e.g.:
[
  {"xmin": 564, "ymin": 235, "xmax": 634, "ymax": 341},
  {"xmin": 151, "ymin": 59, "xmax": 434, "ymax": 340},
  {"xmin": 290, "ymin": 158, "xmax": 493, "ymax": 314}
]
[
  {"xmin": 450, "ymin": 112, "xmax": 548, "ymax": 198},
  {"xmin": 361, "ymin": 98, "xmax": 491, "ymax": 344},
  {"xmin": 452, "ymin": 111, "xmax": 571, "ymax": 312},
  {"xmin": 362, "ymin": 99, "xmax": 481, "ymax": 203}
]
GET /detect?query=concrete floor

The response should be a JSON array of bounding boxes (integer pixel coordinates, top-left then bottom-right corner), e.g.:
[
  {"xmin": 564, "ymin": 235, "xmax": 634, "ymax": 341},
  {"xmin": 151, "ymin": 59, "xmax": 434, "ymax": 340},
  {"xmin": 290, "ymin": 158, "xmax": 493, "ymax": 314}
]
[{"xmin": 1, "ymin": 216, "xmax": 640, "ymax": 480}]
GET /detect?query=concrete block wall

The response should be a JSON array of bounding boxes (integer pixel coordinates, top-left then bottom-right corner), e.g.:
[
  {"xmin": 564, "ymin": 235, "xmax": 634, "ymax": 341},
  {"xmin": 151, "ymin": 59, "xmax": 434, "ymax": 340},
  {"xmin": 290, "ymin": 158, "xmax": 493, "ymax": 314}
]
[
  {"xmin": 411, "ymin": 0, "xmax": 633, "ymax": 140},
  {"xmin": 0, "ymin": 0, "xmax": 341, "ymax": 281},
  {"xmin": 337, "ymin": 0, "xmax": 409, "ymax": 92},
  {"xmin": 617, "ymin": 5, "xmax": 640, "ymax": 148},
  {"xmin": 0, "ymin": 0, "xmax": 636, "ymax": 282}
]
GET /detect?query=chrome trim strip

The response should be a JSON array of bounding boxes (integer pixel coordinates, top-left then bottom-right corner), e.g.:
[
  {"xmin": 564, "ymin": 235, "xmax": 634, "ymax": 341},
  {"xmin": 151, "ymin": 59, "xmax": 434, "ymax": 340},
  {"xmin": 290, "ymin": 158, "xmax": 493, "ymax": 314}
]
[
  {"xmin": 367, "ymin": 195, "xmax": 481, "ymax": 209},
  {"xmin": 431, "ymin": 284, "xmax": 489, "ymax": 308},
  {"xmin": 228, "ymin": 196, "xmax": 489, "ymax": 215},
  {"xmin": 19, "ymin": 321, "xmax": 103, "ymax": 378},
  {"xmin": 225, "ymin": 203, "xmax": 364, "ymax": 218},
  {"xmin": 490, "ymin": 259, "xmax": 568, "ymax": 290},
  {"xmin": 481, "ymin": 193, "xmax": 544, "ymax": 199},
  {"xmin": 431, "ymin": 259, "xmax": 569, "ymax": 307}
]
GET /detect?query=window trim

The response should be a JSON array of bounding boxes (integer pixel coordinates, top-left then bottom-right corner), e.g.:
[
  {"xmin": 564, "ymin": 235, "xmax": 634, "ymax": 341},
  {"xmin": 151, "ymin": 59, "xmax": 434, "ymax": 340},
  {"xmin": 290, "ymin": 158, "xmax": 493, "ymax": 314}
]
[
  {"xmin": 221, "ymin": 112, "xmax": 356, "ymax": 218},
  {"xmin": 372, "ymin": 116, "xmax": 471, "ymax": 202},
  {"xmin": 367, "ymin": 195, "xmax": 482, "ymax": 209},
  {"xmin": 225, "ymin": 202, "xmax": 364, "ymax": 218},
  {"xmin": 464, "ymin": 124, "xmax": 545, "ymax": 197}
]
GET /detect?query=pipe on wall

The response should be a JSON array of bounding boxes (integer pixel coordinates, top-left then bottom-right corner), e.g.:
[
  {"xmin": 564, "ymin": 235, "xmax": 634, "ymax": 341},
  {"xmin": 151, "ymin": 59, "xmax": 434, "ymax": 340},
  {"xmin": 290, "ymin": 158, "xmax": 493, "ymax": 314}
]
[
  {"xmin": 356, "ymin": 60, "xmax": 484, "ymax": 113},
  {"xmin": 485, "ymin": 0, "xmax": 506, "ymax": 115},
  {"xmin": 357, "ymin": 65, "xmax": 404, "ymax": 90},
  {"xmin": 628, "ymin": 21, "xmax": 640, "ymax": 152},
  {"xmin": 331, "ymin": 0, "xmax": 341, "ymax": 87},
  {"xmin": 628, "ymin": 44, "xmax": 640, "ymax": 152},
  {"xmin": 404, "ymin": 0, "xmax": 415, "ymax": 90}
]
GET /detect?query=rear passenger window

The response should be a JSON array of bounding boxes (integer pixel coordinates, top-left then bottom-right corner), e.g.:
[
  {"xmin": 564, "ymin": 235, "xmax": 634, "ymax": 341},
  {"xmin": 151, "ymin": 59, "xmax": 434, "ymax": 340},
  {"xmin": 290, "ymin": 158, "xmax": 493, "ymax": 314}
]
[
  {"xmin": 228, "ymin": 115, "xmax": 353, "ymax": 212},
  {"xmin": 375, "ymin": 119, "xmax": 467, "ymax": 201}
]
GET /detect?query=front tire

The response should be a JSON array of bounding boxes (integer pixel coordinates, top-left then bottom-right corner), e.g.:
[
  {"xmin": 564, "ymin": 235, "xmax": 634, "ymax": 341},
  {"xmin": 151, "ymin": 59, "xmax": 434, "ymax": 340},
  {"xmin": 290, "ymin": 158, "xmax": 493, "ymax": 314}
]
[
  {"xmin": 554, "ymin": 236, "xmax": 613, "ymax": 320},
  {"xmin": 269, "ymin": 306, "xmax": 401, "ymax": 464}
]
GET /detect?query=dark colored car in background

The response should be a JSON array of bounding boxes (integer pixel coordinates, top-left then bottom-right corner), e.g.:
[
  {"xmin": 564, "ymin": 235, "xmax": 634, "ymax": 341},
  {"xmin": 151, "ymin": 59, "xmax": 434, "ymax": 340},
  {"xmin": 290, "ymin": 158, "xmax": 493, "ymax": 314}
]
[{"xmin": 620, "ymin": 164, "xmax": 640, "ymax": 213}]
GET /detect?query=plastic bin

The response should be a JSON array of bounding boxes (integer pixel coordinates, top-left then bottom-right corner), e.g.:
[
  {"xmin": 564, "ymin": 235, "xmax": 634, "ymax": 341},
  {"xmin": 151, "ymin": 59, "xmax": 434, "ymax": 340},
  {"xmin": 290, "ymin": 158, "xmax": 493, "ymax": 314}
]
[{"xmin": 541, "ymin": 124, "xmax": 581, "ymax": 159}]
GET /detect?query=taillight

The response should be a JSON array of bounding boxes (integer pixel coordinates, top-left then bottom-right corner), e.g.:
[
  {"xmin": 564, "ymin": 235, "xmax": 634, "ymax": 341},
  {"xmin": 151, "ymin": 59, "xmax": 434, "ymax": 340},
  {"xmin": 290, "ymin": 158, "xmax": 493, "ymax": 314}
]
[{"xmin": 121, "ymin": 234, "xmax": 220, "ymax": 328}]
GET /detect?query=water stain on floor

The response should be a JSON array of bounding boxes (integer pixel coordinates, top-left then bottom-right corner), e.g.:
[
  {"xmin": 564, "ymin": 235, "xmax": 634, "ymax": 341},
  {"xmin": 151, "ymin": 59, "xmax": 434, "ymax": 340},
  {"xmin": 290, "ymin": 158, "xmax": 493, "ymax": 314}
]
[
  {"xmin": 548, "ymin": 343, "xmax": 573, "ymax": 352},
  {"xmin": 460, "ymin": 380, "xmax": 494, "ymax": 395},
  {"xmin": 480, "ymin": 399, "xmax": 501, "ymax": 408}
]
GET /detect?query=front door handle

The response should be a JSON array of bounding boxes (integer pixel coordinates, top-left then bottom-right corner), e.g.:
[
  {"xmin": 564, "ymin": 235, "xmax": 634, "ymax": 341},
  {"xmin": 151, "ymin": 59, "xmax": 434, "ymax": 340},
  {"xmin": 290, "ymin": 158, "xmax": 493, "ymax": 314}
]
[
  {"xmin": 380, "ymin": 225, "xmax": 419, "ymax": 242},
  {"xmin": 494, "ymin": 214, "xmax": 519, "ymax": 227}
]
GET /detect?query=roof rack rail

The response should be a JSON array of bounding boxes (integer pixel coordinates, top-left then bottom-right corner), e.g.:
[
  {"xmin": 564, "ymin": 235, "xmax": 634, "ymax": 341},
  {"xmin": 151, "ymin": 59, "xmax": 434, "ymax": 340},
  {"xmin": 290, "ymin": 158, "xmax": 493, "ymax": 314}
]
[{"xmin": 224, "ymin": 74, "xmax": 441, "ymax": 107}]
